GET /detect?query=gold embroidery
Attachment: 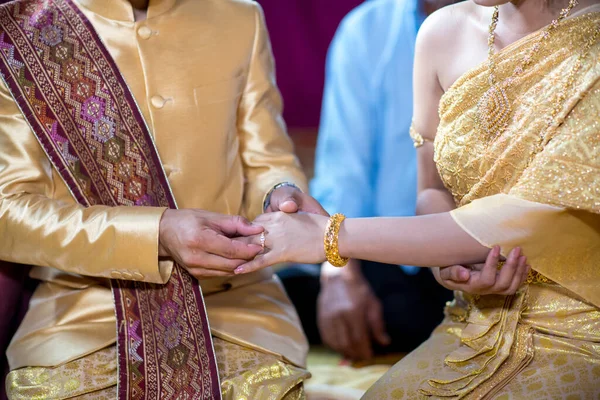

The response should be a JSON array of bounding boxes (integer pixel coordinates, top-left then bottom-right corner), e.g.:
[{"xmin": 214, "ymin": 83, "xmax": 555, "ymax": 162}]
[{"xmin": 6, "ymin": 339, "xmax": 309, "ymax": 400}]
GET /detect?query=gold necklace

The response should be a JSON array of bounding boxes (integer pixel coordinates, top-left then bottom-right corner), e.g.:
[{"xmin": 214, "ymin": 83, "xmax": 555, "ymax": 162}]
[{"xmin": 476, "ymin": 0, "xmax": 579, "ymax": 139}]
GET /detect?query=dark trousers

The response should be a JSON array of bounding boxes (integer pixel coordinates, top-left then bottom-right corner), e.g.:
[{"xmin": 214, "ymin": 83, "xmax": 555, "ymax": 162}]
[{"xmin": 277, "ymin": 261, "xmax": 453, "ymax": 353}]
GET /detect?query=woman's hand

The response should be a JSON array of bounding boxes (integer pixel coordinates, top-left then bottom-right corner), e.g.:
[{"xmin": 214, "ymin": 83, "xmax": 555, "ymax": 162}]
[
  {"xmin": 433, "ymin": 246, "xmax": 530, "ymax": 295},
  {"xmin": 233, "ymin": 212, "xmax": 329, "ymax": 274}
]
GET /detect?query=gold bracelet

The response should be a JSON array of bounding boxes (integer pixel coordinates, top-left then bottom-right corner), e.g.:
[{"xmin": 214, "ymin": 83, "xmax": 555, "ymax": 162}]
[{"xmin": 324, "ymin": 213, "xmax": 349, "ymax": 267}]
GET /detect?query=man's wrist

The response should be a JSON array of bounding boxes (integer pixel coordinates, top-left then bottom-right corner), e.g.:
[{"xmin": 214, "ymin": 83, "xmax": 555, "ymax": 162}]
[
  {"xmin": 320, "ymin": 259, "xmax": 362, "ymax": 284},
  {"xmin": 262, "ymin": 182, "xmax": 301, "ymax": 212}
]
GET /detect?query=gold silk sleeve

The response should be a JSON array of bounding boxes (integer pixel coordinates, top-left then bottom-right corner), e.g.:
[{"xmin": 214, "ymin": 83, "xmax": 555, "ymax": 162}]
[
  {"xmin": 0, "ymin": 79, "xmax": 171, "ymax": 284},
  {"xmin": 451, "ymin": 195, "xmax": 600, "ymax": 307},
  {"xmin": 237, "ymin": 3, "xmax": 307, "ymax": 220},
  {"xmin": 451, "ymin": 81, "xmax": 600, "ymax": 307}
]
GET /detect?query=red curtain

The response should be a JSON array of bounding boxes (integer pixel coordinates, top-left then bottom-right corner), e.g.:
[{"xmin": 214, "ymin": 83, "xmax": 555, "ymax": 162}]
[{"xmin": 259, "ymin": 0, "xmax": 363, "ymax": 129}]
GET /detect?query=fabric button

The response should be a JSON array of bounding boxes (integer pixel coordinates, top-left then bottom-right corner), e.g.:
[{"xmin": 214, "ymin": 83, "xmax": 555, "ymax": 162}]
[
  {"xmin": 133, "ymin": 272, "xmax": 144, "ymax": 281},
  {"xmin": 110, "ymin": 271, "xmax": 122, "ymax": 279},
  {"xmin": 137, "ymin": 26, "xmax": 152, "ymax": 40},
  {"xmin": 151, "ymin": 95, "xmax": 166, "ymax": 109}
]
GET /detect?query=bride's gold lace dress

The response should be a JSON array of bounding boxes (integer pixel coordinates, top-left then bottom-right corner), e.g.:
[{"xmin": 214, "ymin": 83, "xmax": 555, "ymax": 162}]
[{"xmin": 364, "ymin": 11, "xmax": 600, "ymax": 399}]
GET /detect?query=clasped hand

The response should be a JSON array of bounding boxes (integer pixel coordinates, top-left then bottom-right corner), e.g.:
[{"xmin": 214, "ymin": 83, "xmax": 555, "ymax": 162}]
[{"xmin": 158, "ymin": 185, "xmax": 326, "ymax": 279}]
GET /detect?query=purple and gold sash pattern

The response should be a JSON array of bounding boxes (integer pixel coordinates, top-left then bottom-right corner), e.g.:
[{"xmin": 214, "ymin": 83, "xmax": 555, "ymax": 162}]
[{"xmin": 0, "ymin": 0, "xmax": 221, "ymax": 398}]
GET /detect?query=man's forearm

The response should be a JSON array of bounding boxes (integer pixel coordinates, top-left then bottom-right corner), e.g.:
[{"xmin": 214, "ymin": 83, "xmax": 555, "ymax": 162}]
[
  {"xmin": 320, "ymin": 258, "xmax": 363, "ymax": 284},
  {"xmin": 0, "ymin": 193, "xmax": 169, "ymax": 283}
]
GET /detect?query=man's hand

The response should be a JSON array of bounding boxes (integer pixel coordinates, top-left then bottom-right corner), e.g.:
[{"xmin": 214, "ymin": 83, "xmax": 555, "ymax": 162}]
[
  {"xmin": 266, "ymin": 185, "xmax": 328, "ymax": 215},
  {"xmin": 433, "ymin": 246, "xmax": 530, "ymax": 295},
  {"xmin": 317, "ymin": 260, "xmax": 390, "ymax": 361},
  {"xmin": 159, "ymin": 209, "xmax": 264, "ymax": 279}
]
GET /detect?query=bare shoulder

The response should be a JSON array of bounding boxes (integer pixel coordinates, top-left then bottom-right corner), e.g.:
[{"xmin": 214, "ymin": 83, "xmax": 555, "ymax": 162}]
[
  {"xmin": 416, "ymin": 2, "xmax": 489, "ymax": 90},
  {"xmin": 416, "ymin": 2, "xmax": 478, "ymax": 55}
]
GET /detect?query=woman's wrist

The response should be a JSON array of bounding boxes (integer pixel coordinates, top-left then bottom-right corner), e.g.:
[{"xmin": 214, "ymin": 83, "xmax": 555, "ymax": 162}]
[{"xmin": 337, "ymin": 217, "xmax": 352, "ymax": 259}]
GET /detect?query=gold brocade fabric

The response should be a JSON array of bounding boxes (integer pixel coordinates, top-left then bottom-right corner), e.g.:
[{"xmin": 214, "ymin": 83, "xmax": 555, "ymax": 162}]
[
  {"xmin": 364, "ymin": 11, "xmax": 600, "ymax": 400},
  {"xmin": 434, "ymin": 13, "xmax": 600, "ymax": 213},
  {"xmin": 363, "ymin": 284, "xmax": 600, "ymax": 399},
  {"xmin": 6, "ymin": 338, "xmax": 309, "ymax": 400}
]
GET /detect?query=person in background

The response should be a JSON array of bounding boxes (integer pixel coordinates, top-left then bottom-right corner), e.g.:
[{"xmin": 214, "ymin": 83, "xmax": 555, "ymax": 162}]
[{"xmin": 278, "ymin": 0, "xmax": 457, "ymax": 362}]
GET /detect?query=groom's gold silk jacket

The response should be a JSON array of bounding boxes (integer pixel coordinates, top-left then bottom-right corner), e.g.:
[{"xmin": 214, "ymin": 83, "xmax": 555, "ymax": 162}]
[{"xmin": 0, "ymin": 0, "xmax": 309, "ymax": 370}]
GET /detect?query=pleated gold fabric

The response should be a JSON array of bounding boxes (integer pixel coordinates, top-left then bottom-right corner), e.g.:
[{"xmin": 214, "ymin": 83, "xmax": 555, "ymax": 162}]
[
  {"xmin": 363, "ymin": 10, "xmax": 600, "ymax": 399},
  {"xmin": 364, "ymin": 285, "xmax": 600, "ymax": 399},
  {"xmin": 6, "ymin": 338, "xmax": 310, "ymax": 400}
]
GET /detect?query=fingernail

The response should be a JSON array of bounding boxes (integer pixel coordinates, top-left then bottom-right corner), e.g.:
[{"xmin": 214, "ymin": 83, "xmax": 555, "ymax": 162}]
[
  {"xmin": 492, "ymin": 246, "xmax": 500, "ymax": 257},
  {"xmin": 234, "ymin": 267, "xmax": 245, "ymax": 274},
  {"xmin": 519, "ymin": 256, "xmax": 527, "ymax": 264},
  {"xmin": 460, "ymin": 269, "xmax": 469, "ymax": 281},
  {"xmin": 510, "ymin": 247, "xmax": 520, "ymax": 257}
]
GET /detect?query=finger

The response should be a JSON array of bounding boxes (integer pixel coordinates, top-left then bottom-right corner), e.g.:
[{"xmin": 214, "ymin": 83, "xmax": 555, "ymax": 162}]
[
  {"xmin": 234, "ymin": 253, "xmax": 276, "ymax": 274},
  {"xmin": 203, "ymin": 232, "xmax": 262, "ymax": 260},
  {"xmin": 182, "ymin": 252, "xmax": 246, "ymax": 272},
  {"xmin": 504, "ymin": 255, "xmax": 527, "ymax": 295},
  {"xmin": 319, "ymin": 315, "xmax": 350, "ymax": 355},
  {"xmin": 186, "ymin": 268, "xmax": 235, "ymax": 279},
  {"xmin": 476, "ymin": 246, "xmax": 501, "ymax": 290},
  {"xmin": 217, "ymin": 215, "xmax": 264, "ymax": 237},
  {"xmin": 367, "ymin": 299, "xmax": 391, "ymax": 347},
  {"xmin": 270, "ymin": 189, "xmax": 300, "ymax": 214},
  {"xmin": 494, "ymin": 247, "xmax": 521, "ymax": 293},
  {"xmin": 339, "ymin": 318, "xmax": 361, "ymax": 360},
  {"xmin": 278, "ymin": 198, "xmax": 300, "ymax": 214},
  {"xmin": 297, "ymin": 195, "xmax": 329, "ymax": 216},
  {"xmin": 345, "ymin": 314, "xmax": 372, "ymax": 361},
  {"xmin": 232, "ymin": 234, "xmax": 260, "ymax": 247},
  {"xmin": 439, "ymin": 265, "xmax": 470, "ymax": 283}
]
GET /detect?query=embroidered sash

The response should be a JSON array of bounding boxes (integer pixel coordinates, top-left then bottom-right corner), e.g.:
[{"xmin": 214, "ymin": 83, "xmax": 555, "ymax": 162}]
[{"xmin": 0, "ymin": 0, "xmax": 221, "ymax": 398}]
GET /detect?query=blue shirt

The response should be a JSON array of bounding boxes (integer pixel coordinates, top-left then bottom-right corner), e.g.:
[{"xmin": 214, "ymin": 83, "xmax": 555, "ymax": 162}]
[{"xmin": 311, "ymin": 0, "xmax": 425, "ymax": 274}]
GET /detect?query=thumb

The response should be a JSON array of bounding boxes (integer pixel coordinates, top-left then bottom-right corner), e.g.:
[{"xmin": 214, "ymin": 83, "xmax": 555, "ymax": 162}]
[
  {"xmin": 367, "ymin": 298, "xmax": 390, "ymax": 346},
  {"xmin": 220, "ymin": 215, "xmax": 264, "ymax": 237},
  {"xmin": 277, "ymin": 196, "xmax": 300, "ymax": 213},
  {"xmin": 439, "ymin": 265, "xmax": 470, "ymax": 283}
]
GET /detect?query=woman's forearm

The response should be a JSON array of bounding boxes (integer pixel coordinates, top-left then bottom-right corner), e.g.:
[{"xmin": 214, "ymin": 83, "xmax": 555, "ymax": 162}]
[{"xmin": 338, "ymin": 212, "xmax": 490, "ymax": 267}]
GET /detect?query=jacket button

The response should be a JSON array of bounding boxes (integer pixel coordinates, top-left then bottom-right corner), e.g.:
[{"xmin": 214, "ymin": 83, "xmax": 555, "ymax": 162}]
[
  {"xmin": 151, "ymin": 95, "xmax": 166, "ymax": 109},
  {"xmin": 138, "ymin": 26, "xmax": 152, "ymax": 40}
]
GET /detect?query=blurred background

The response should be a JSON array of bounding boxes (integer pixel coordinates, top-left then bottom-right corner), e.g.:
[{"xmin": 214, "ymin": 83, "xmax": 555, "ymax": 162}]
[{"xmin": 258, "ymin": 0, "xmax": 363, "ymax": 179}]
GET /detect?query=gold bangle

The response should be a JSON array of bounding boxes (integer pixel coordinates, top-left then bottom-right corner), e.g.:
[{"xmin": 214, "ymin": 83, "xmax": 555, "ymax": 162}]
[{"xmin": 324, "ymin": 213, "xmax": 349, "ymax": 267}]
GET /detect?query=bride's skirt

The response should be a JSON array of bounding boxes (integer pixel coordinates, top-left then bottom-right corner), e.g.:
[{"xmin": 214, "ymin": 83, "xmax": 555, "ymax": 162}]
[{"xmin": 363, "ymin": 283, "xmax": 600, "ymax": 399}]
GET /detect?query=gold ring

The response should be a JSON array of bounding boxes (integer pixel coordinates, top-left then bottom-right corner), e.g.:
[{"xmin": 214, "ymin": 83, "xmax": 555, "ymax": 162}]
[{"xmin": 260, "ymin": 232, "xmax": 266, "ymax": 250}]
